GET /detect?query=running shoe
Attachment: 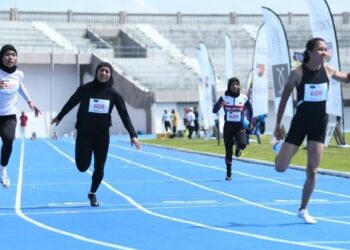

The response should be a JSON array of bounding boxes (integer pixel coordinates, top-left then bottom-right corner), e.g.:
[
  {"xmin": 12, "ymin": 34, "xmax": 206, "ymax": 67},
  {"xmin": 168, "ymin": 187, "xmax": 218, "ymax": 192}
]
[
  {"xmin": 225, "ymin": 176, "xmax": 232, "ymax": 181},
  {"xmin": 235, "ymin": 148, "xmax": 242, "ymax": 158},
  {"xmin": 297, "ymin": 209, "xmax": 317, "ymax": 224},
  {"xmin": 1, "ymin": 174, "xmax": 10, "ymax": 188},
  {"xmin": 88, "ymin": 193, "xmax": 100, "ymax": 207}
]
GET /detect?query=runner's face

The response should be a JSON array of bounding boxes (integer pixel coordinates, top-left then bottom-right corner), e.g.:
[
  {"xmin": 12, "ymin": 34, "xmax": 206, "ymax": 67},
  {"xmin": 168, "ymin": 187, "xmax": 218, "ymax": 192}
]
[
  {"xmin": 230, "ymin": 81, "xmax": 240, "ymax": 92},
  {"xmin": 2, "ymin": 50, "xmax": 17, "ymax": 68},
  {"xmin": 96, "ymin": 66, "xmax": 111, "ymax": 83},
  {"xmin": 309, "ymin": 41, "xmax": 328, "ymax": 64}
]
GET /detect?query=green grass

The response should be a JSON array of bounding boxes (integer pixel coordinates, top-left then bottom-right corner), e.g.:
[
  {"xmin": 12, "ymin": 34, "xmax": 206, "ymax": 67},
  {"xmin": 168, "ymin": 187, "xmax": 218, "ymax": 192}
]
[{"xmin": 141, "ymin": 134, "xmax": 350, "ymax": 173}]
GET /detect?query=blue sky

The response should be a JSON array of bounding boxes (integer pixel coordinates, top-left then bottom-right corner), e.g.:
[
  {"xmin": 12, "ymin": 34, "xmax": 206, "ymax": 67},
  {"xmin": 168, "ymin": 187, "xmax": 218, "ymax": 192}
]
[{"xmin": 0, "ymin": 0, "xmax": 349, "ymax": 14}]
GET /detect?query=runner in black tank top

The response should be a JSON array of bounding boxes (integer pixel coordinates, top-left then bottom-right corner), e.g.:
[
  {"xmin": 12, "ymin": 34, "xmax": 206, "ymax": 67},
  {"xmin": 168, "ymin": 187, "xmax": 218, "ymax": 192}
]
[
  {"xmin": 286, "ymin": 64, "xmax": 329, "ymax": 146},
  {"xmin": 273, "ymin": 38, "xmax": 350, "ymax": 224}
]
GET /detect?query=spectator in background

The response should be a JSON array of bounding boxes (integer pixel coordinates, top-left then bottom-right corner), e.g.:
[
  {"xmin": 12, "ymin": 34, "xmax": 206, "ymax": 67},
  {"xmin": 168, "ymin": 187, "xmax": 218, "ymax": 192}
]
[
  {"xmin": 170, "ymin": 109, "xmax": 178, "ymax": 138},
  {"xmin": 185, "ymin": 107, "xmax": 195, "ymax": 139},
  {"xmin": 51, "ymin": 131, "xmax": 58, "ymax": 140},
  {"xmin": 193, "ymin": 106, "xmax": 199, "ymax": 137},
  {"xmin": 257, "ymin": 114, "xmax": 267, "ymax": 135},
  {"xmin": 162, "ymin": 109, "xmax": 172, "ymax": 132},
  {"xmin": 19, "ymin": 111, "xmax": 28, "ymax": 138},
  {"xmin": 0, "ymin": 44, "xmax": 41, "ymax": 189},
  {"xmin": 30, "ymin": 132, "xmax": 37, "ymax": 140},
  {"xmin": 183, "ymin": 107, "xmax": 189, "ymax": 135}
]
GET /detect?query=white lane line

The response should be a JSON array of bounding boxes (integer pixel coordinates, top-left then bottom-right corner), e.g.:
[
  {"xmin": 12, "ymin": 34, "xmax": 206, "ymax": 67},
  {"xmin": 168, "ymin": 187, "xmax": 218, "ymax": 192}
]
[
  {"xmin": 48, "ymin": 202, "xmax": 90, "ymax": 206},
  {"xmin": 0, "ymin": 201, "xmax": 350, "ymax": 220},
  {"xmin": 109, "ymin": 151, "xmax": 350, "ymax": 228},
  {"xmin": 305, "ymin": 241, "xmax": 350, "ymax": 245},
  {"xmin": 2, "ymin": 200, "xmax": 350, "ymax": 218},
  {"xmin": 47, "ymin": 141, "xmax": 347, "ymax": 249},
  {"xmin": 16, "ymin": 140, "xmax": 137, "ymax": 250},
  {"xmin": 108, "ymin": 144, "xmax": 350, "ymax": 226},
  {"xmin": 275, "ymin": 199, "xmax": 329, "ymax": 203},
  {"xmin": 103, "ymin": 154, "xmax": 348, "ymax": 249},
  {"xmin": 111, "ymin": 143, "xmax": 350, "ymax": 200},
  {"xmin": 162, "ymin": 200, "xmax": 218, "ymax": 204}
]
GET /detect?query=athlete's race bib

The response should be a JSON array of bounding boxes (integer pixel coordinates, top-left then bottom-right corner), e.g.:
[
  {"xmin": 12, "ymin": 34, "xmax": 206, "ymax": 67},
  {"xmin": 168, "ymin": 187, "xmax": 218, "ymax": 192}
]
[
  {"xmin": 88, "ymin": 98, "xmax": 110, "ymax": 114},
  {"xmin": 304, "ymin": 83, "xmax": 327, "ymax": 102},
  {"xmin": 0, "ymin": 78, "xmax": 19, "ymax": 93},
  {"xmin": 227, "ymin": 111, "xmax": 241, "ymax": 122}
]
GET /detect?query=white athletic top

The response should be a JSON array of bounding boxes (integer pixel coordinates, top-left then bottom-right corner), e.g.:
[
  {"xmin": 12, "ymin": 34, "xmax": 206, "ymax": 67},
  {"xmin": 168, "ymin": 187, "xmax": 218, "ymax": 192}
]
[
  {"xmin": 222, "ymin": 94, "xmax": 249, "ymax": 122},
  {"xmin": 0, "ymin": 68, "xmax": 31, "ymax": 116}
]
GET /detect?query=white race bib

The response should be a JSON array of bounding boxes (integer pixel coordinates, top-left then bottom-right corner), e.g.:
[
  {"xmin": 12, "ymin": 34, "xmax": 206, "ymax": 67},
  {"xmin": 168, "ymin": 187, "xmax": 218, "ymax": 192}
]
[
  {"xmin": 88, "ymin": 98, "xmax": 110, "ymax": 114},
  {"xmin": 304, "ymin": 83, "xmax": 327, "ymax": 102},
  {"xmin": 227, "ymin": 111, "xmax": 241, "ymax": 122}
]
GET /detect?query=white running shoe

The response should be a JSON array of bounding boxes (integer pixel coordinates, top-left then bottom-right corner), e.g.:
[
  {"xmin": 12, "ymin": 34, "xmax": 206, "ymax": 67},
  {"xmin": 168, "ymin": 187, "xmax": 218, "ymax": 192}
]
[
  {"xmin": 297, "ymin": 209, "xmax": 317, "ymax": 224},
  {"xmin": 1, "ymin": 174, "xmax": 10, "ymax": 188}
]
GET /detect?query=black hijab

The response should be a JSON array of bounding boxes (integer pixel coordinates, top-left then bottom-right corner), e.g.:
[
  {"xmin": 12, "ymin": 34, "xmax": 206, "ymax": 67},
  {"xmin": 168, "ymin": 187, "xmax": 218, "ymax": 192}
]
[
  {"xmin": 225, "ymin": 77, "xmax": 240, "ymax": 98},
  {"xmin": 92, "ymin": 62, "xmax": 114, "ymax": 88},
  {"xmin": 0, "ymin": 44, "xmax": 17, "ymax": 74}
]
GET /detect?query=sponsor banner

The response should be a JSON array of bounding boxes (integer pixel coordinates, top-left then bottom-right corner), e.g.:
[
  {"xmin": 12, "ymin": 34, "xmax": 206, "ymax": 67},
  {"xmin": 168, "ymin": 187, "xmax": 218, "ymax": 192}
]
[
  {"xmin": 307, "ymin": 0, "xmax": 342, "ymax": 117},
  {"xmin": 252, "ymin": 25, "xmax": 269, "ymax": 117},
  {"xmin": 246, "ymin": 69, "xmax": 253, "ymax": 102},
  {"xmin": 225, "ymin": 33, "xmax": 234, "ymax": 81},
  {"xmin": 262, "ymin": 7, "xmax": 293, "ymax": 117},
  {"xmin": 196, "ymin": 42, "xmax": 216, "ymax": 129},
  {"xmin": 272, "ymin": 63, "xmax": 289, "ymax": 98}
]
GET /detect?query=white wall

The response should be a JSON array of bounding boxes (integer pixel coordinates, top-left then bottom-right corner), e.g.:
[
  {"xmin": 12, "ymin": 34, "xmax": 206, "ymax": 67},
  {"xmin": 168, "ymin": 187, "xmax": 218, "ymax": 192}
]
[
  {"xmin": 16, "ymin": 63, "xmax": 147, "ymax": 138},
  {"xmin": 153, "ymin": 103, "xmax": 177, "ymax": 133},
  {"xmin": 152, "ymin": 102, "xmax": 199, "ymax": 133},
  {"xmin": 16, "ymin": 64, "xmax": 146, "ymax": 137},
  {"xmin": 16, "ymin": 64, "xmax": 78, "ymax": 138}
]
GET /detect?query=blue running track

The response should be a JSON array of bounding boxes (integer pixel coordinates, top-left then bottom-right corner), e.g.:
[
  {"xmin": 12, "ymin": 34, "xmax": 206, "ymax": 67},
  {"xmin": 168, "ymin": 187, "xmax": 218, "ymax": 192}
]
[{"xmin": 0, "ymin": 136, "xmax": 349, "ymax": 250}]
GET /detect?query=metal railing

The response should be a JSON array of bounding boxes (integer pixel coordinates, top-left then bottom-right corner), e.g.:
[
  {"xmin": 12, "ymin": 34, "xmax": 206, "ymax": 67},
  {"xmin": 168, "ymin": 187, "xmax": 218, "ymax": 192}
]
[{"xmin": 1, "ymin": 8, "xmax": 350, "ymax": 26}]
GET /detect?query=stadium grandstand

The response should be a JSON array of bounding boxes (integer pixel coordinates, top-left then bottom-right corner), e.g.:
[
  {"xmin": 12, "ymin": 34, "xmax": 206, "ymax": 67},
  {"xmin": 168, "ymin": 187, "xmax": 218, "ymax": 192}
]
[{"xmin": 1, "ymin": 8, "xmax": 350, "ymax": 137}]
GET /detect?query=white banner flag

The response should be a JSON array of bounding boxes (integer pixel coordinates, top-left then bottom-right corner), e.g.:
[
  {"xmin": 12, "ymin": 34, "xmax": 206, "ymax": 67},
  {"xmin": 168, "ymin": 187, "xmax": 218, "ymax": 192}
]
[
  {"xmin": 246, "ymin": 69, "xmax": 253, "ymax": 101},
  {"xmin": 307, "ymin": 0, "xmax": 342, "ymax": 117},
  {"xmin": 196, "ymin": 43, "xmax": 216, "ymax": 130},
  {"xmin": 225, "ymin": 33, "xmax": 234, "ymax": 81},
  {"xmin": 262, "ymin": 7, "xmax": 293, "ymax": 117},
  {"xmin": 252, "ymin": 24, "xmax": 269, "ymax": 117}
]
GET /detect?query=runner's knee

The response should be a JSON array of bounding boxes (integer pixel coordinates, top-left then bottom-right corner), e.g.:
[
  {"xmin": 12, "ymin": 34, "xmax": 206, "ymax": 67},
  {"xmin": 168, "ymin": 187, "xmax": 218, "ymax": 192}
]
[{"xmin": 275, "ymin": 164, "xmax": 288, "ymax": 172}]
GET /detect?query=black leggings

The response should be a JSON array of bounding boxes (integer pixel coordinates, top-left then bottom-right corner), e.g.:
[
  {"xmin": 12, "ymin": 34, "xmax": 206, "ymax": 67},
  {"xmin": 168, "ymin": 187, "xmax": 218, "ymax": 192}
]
[
  {"xmin": 75, "ymin": 129, "xmax": 110, "ymax": 193},
  {"xmin": 223, "ymin": 123, "xmax": 248, "ymax": 163},
  {"xmin": 223, "ymin": 123, "xmax": 248, "ymax": 177},
  {"xmin": 0, "ymin": 115, "xmax": 16, "ymax": 167}
]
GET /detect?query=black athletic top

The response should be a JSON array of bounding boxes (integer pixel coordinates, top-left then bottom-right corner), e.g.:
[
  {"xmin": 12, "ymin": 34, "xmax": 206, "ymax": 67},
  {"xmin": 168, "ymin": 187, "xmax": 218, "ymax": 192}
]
[
  {"xmin": 296, "ymin": 64, "xmax": 329, "ymax": 117},
  {"xmin": 56, "ymin": 81, "xmax": 137, "ymax": 138}
]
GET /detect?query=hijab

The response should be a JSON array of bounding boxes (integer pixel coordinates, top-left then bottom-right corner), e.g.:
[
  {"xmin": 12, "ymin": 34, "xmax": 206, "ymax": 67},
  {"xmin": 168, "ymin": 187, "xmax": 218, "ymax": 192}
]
[
  {"xmin": 225, "ymin": 77, "xmax": 240, "ymax": 98},
  {"xmin": 92, "ymin": 62, "xmax": 114, "ymax": 88},
  {"xmin": 0, "ymin": 44, "xmax": 17, "ymax": 74}
]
